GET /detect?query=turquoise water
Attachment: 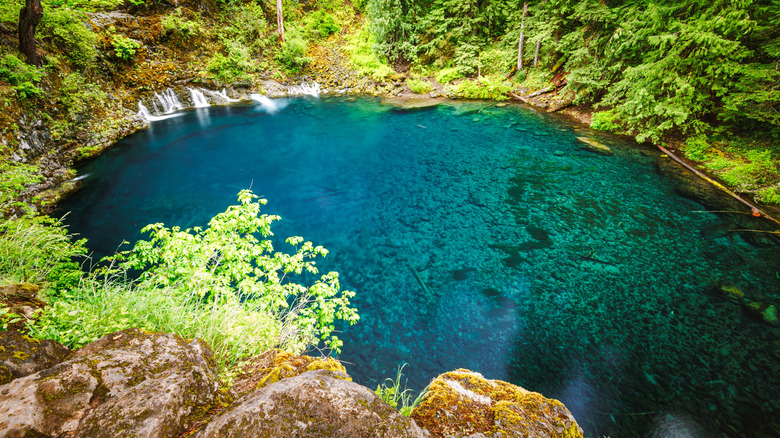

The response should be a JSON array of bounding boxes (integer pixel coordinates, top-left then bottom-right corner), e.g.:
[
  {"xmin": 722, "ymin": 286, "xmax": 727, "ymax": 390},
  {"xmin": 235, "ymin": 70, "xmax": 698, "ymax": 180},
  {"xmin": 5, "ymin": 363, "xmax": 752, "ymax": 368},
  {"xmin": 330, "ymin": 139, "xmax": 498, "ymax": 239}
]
[{"xmin": 57, "ymin": 97, "xmax": 780, "ymax": 437}]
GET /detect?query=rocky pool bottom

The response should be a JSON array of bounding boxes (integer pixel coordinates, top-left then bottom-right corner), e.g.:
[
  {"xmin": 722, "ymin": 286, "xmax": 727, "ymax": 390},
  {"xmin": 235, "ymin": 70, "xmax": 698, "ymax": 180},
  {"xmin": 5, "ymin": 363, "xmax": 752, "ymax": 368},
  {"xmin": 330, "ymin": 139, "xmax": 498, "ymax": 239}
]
[{"xmin": 56, "ymin": 96, "xmax": 780, "ymax": 437}]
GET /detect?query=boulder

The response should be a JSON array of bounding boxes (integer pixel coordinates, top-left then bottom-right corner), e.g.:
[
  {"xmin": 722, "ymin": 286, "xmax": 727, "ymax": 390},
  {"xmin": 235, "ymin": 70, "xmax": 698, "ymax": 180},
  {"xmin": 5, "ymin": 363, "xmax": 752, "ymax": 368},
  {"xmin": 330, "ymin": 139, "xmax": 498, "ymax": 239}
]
[
  {"xmin": 576, "ymin": 137, "xmax": 613, "ymax": 156},
  {"xmin": 411, "ymin": 369, "xmax": 583, "ymax": 438},
  {"xmin": 193, "ymin": 370, "xmax": 428, "ymax": 438},
  {"xmin": 0, "ymin": 283, "xmax": 47, "ymax": 330},
  {"xmin": 0, "ymin": 328, "xmax": 218, "ymax": 438},
  {"xmin": 230, "ymin": 349, "xmax": 347, "ymax": 398},
  {"xmin": 0, "ymin": 330, "xmax": 70, "ymax": 385}
]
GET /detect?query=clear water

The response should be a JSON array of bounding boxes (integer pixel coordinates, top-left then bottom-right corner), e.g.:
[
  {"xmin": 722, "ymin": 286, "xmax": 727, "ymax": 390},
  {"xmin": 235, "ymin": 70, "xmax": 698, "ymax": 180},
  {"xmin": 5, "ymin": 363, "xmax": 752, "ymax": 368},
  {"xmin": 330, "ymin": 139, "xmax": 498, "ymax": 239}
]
[{"xmin": 57, "ymin": 97, "xmax": 780, "ymax": 437}]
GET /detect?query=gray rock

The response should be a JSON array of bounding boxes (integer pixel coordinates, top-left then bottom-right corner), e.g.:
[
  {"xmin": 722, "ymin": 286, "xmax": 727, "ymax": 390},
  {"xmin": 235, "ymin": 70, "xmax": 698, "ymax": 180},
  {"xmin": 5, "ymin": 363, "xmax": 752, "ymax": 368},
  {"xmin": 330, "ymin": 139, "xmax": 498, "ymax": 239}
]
[
  {"xmin": 0, "ymin": 328, "xmax": 218, "ymax": 438},
  {"xmin": 193, "ymin": 369, "xmax": 428, "ymax": 438},
  {"xmin": 0, "ymin": 330, "xmax": 70, "ymax": 385}
]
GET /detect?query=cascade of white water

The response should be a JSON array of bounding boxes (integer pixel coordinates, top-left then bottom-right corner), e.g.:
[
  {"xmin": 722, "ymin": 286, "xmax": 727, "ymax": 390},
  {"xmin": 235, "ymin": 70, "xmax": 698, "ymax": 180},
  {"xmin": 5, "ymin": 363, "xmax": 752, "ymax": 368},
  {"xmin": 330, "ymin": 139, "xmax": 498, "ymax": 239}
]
[
  {"xmin": 190, "ymin": 88, "xmax": 211, "ymax": 108},
  {"xmin": 137, "ymin": 101, "xmax": 183, "ymax": 122},
  {"xmin": 250, "ymin": 94, "xmax": 279, "ymax": 113},
  {"xmin": 219, "ymin": 88, "xmax": 240, "ymax": 102},
  {"xmin": 154, "ymin": 88, "xmax": 184, "ymax": 113},
  {"xmin": 287, "ymin": 81, "xmax": 321, "ymax": 97}
]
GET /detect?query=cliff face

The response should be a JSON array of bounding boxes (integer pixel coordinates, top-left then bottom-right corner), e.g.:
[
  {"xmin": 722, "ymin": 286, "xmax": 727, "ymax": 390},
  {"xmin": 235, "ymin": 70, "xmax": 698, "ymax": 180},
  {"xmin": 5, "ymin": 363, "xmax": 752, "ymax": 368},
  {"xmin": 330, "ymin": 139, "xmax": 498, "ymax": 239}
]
[{"xmin": 0, "ymin": 328, "xmax": 584, "ymax": 438}]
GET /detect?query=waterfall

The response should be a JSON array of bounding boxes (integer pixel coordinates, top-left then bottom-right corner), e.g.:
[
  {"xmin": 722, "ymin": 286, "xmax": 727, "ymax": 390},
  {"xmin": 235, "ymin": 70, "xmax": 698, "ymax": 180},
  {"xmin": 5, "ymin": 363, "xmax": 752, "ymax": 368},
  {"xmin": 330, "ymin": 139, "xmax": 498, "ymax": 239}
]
[
  {"xmin": 287, "ymin": 81, "xmax": 321, "ymax": 97},
  {"xmin": 250, "ymin": 94, "xmax": 279, "ymax": 113},
  {"xmin": 154, "ymin": 88, "xmax": 184, "ymax": 114},
  {"xmin": 190, "ymin": 88, "xmax": 211, "ymax": 108},
  {"xmin": 137, "ymin": 101, "xmax": 183, "ymax": 122},
  {"xmin": 219, "ymin": 88, "xmax": 240, "ymax": 102}
]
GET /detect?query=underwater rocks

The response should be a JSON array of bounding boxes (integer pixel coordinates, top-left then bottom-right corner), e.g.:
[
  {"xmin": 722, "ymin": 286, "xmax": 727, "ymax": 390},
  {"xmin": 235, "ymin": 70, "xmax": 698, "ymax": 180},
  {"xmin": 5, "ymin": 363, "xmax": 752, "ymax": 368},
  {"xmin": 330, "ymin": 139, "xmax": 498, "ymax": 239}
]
[
  {"xmin": 0, "ymin": 328, "xmax": 219, "ymax": 438},
  {"xmin": 744, "ymin": 302, "xmax": 779, "ymax": 327},
  {"xmin": 411, "ymin": 369, "xmax": 583, "ymax": 438},
  {"xmin": 576, "ymin": 137, "xmax": 614, "ymax": 156}
]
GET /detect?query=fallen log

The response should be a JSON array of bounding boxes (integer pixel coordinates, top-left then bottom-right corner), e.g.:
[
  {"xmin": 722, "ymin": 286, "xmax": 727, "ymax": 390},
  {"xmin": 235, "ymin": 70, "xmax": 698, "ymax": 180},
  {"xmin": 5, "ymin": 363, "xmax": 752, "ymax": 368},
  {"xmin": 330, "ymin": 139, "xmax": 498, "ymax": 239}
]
[{"xmin": 657, "ymin": 144, "xmax": 780, "ymax": 227}]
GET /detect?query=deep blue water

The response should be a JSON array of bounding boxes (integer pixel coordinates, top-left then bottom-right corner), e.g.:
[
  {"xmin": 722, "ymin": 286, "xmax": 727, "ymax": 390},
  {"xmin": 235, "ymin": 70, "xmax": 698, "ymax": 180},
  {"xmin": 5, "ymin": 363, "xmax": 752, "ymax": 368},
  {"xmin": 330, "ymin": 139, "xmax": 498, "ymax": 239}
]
[{"xmin": 57, "ymin": 96, "xmax": 780, "ymax": 437}]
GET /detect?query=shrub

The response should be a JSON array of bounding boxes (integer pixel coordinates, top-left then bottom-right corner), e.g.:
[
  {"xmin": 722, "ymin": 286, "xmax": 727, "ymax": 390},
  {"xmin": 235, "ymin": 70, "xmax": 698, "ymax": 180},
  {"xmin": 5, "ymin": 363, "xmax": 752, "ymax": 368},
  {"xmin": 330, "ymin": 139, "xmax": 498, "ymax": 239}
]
[
  {"xmin": 407, "ymin": 77, "xmax": 433, "ymax": 94},
  {"xmin": 0, "ymin": 54, "xmax": 42, "ymax": 99},
  {"xmin": 111, "ymin": 35, "xmax": 142, "ymax": 61},
  {"xmin": 40, "ymin": 8, "xmax": 98, "ymax": 69},
  {"xmin": 275, "ymin": 27, "xmax": 312, "ymax": 74},
  {"xmin": 208, "ymin": 41, "xmax": 254, "ymax": 84},
  {"xmin": 345, "ymin": 24, "xmax": 395, "ymax": 81},
  {"xmin": 161, "ymin": 8, "xmax": 202, "ymax": 42},
  {"xmin": 453, "ymin": 43, "xmax": 481, "ymax": 77},
  {"xmin": 304, "ymin": 10, "xmax": 340, "ymax": 39},
  {"xmin": 448, "ymin": 75, "xmax": 511, "ymax": 101},
  {"xmin": 434, "ymin": 67, "xmax": 462, "ymax": 84},
  {"xmin": 59, "ymin": 72, "xmax": 107, "ymax": 124},
  {"xmin": 590, "ymin": 110, "xmax": 621, "ymax": 134},
  {"xmin": 681, "ymin": 135, "xmax": 712, "ymax": 162},
  {"xmin": 26, "ymin": 190, "xmax": 359, "ymax": 376}
]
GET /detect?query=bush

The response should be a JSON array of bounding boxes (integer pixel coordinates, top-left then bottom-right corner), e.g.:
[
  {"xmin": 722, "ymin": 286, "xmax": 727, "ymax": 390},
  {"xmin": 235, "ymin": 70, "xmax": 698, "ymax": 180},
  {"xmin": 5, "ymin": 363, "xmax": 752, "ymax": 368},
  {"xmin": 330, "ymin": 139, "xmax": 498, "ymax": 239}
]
[
  {"xmin": 208, "ymin": 40, "xmax": 254, "ymax": 84},
  {"xmin": 434, "ymin": 67, "xmax": 462, "ymax": 84},
  {"xmin": 682, "ymin": 135, "xmax": 712, "ymax": 162},
  {"xmin": 304, "ymin": 10, "xmax": 340, "ymax": 39},
  {"xmin": 448, "ymin": 75, "xmax": 511, "ymax": 101},
  {"xmin": 590, "ymin": 110, "xmax": 621, "ymax": 134},
  {"xmin": 0, "ymin": 54, "xmax": 42, "ymax": 99},
  {"xmin": 407, "ymin": 77, "xmax": 433, "ymax": 94},
  {"xmin": 275, "ymin": 27, "xmax": 312, "ymax": 74},
  {"xmin": 161, "ymin": 8, "xmax": 202, "ymax": 42},
  {"xmin": 58, "ymin": 72, "xmax": 107, "ymax": 125},
  {"xmin": 27, "ymin": 190, "xmax": 359, "ymax": 376},
  {"xmin": 345, "ymin": 24, "xmax": 395, "ymax": 81},
  {"xmin": 453, "ymin": 43, "xmax": 481, "ymax": 77},
  {"xmin": 111, "ymin": 35, "xmax": 142, "ymax": 61},
  {"xmin": 40, "ymin": 8, "xmax": 98, "ymax": 69}
]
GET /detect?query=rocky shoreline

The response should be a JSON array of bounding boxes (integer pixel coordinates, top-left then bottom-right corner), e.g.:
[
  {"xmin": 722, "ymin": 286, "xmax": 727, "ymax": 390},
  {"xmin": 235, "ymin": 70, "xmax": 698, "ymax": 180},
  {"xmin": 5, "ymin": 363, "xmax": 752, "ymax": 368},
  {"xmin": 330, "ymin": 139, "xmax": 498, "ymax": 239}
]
[{"xmin": 0, "ymin": 319, "xmax": 584, "ymax": 438}]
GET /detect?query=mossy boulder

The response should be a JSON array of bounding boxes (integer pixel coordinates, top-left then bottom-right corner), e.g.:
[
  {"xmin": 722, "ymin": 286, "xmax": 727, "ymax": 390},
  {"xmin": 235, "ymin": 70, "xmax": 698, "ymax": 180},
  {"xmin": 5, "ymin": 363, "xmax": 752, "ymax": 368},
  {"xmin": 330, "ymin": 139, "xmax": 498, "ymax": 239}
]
[
  {"xmin": 0, "ymin": 283, "xmax": 48, "ymax": 330},
  {"xmin": 410, "ymin": 369, "xmax": 582, "ymax": 438},
  {"xmin": 230, "ymin": 349, "xmax": 348, "ymax": 398},
  {"xmin": 192, "ymin": 369, "xmax": 428, "ymax": 438},
  {"xmin": 0, "ymin": 330, "xmax": 70, "ymax": 385},
  {"xmin": 0, "ymin": 328, "xmax": 218, "ymax": 437}
]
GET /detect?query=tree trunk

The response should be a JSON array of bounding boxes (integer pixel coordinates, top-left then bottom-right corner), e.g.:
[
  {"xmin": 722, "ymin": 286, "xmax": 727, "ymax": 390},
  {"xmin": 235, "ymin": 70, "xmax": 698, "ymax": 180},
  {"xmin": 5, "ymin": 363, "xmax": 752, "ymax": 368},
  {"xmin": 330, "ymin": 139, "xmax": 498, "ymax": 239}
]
[
  {"xmin": 19, "ymin": 0, "xmax": 43, "ymax": 66},
  {"xmin": 276, "ymin": 0, "xmax": 285, "ymax": 43},
  {"xmin": 534, "ymin": 40, "xmax": 540, "ymax": 68},
  {"xmin": 516, "ymin": 3, "xmax": 528, "ymax": 72}
]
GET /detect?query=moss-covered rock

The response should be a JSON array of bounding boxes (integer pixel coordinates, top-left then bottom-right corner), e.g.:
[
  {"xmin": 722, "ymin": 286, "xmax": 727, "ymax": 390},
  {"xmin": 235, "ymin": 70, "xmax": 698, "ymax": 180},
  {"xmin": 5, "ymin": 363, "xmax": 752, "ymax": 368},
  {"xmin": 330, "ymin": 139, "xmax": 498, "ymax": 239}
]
[
  {"xmin": 410, "ymin": 369, "xmax": 582, "ymax": 438},
  {"xmin": 230, "ymin": 349, "xmax": 348, "ymax": 398},
  {"xmin": 0, "ymin": 328, "xmax": 219, "ymax": 438},
  {"xmin": 0, "ymin": 330, "xmax": 70, "ymax": 385},
  {"xmin": 192, "ymin": 369, "xmax": 428, "ymax": 438}
]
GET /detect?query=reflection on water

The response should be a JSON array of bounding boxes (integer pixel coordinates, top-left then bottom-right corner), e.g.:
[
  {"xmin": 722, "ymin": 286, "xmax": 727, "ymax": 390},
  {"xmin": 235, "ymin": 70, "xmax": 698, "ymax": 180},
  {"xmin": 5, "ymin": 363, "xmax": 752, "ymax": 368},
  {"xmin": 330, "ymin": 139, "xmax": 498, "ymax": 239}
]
[{"xmin": 57, "ymin": 97, "xmax": 780, "ymax": 437}]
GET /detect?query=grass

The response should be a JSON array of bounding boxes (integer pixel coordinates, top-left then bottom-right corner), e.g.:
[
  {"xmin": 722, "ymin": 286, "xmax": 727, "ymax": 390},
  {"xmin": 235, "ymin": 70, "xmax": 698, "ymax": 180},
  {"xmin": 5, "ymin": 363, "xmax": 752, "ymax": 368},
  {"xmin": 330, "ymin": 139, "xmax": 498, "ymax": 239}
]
[
  {"xmin": 407, "ymin": 77, "xmax": 433, "ymax": 94},
  {"xmin": 374, "ymin": 363, "xmax": 428, "ymax": 416}
]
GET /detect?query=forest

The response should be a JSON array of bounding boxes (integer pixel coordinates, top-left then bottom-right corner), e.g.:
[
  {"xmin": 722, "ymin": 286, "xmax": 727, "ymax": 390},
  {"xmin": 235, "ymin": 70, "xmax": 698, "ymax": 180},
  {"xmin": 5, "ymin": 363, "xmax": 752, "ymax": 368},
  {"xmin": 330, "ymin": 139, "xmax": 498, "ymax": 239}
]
[{"xmin": 1, "ymin": 1, "xmax": 779, "ymax": 436}]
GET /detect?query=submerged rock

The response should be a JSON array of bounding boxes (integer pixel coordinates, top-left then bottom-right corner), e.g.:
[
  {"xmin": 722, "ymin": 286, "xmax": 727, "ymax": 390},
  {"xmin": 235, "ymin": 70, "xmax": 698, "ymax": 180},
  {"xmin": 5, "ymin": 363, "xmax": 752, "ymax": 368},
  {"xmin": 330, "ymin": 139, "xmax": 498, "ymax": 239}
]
[
  {"xmin": 576, "ymin": 137, "xmax": 614, "ymax": 156},
  {"xmin": 192, "ymin": 370, "xmax": 428, "ymax": 438},
  {"xmin": 411, "ymin": 369, "xmax": 583, "ymax": 438},
  {"xmin": 0, "ymin": 330, "xmax": 70, "ymax": 385},
  {"xmin": 0, "ymin": 328, "xmax": 218, "ymax": 438},
  {"xmin": 744, "ymin": 302, "xmax": 779, "ymax": 326},
  {"xmin": 710, "ymin": 281, "xmax": 745, "ymax": 303}
]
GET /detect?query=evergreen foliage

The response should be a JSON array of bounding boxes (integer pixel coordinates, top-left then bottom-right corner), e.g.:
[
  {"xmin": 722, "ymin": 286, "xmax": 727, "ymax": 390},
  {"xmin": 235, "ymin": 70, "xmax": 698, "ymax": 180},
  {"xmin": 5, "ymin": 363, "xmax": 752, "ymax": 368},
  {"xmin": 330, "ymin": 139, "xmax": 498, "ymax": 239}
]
[{"xmin": 365, "ymin": 0, "xmax": 780, "ymax": 141}]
